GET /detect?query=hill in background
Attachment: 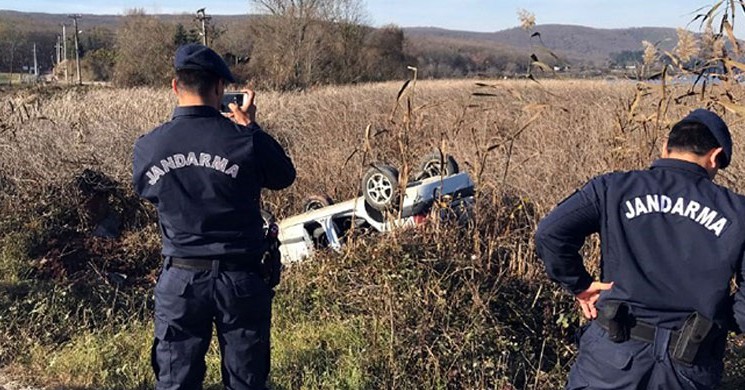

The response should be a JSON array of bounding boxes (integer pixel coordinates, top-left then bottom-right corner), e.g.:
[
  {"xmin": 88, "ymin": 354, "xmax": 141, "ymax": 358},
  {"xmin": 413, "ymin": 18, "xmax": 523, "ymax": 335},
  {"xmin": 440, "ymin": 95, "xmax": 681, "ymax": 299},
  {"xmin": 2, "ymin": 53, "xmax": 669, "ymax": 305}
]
[
  {"xmin": 405, "ymin": 25, "xmax": 678, "ymax": 67},
  {"xmin": 0, "ymin": 9, "xmax": 682, "ymax": 81},
  {"xmin": 0, "ymin": 10, "xmax": 253, "ymax": 35}
]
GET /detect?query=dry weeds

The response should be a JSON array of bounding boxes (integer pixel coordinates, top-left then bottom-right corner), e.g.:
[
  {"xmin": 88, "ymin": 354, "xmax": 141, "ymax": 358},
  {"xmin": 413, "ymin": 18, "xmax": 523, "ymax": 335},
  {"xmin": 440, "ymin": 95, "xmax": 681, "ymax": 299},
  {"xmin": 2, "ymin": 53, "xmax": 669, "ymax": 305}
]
[{"xmin": 0, "ymin": 78, "xmax": 744, "ymax": 388}]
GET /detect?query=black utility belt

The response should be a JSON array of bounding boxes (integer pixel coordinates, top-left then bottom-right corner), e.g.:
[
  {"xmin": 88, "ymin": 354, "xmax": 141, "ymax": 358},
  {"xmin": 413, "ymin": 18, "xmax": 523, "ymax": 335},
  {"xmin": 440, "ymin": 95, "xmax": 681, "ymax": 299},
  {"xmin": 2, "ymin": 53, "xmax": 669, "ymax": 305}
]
[
  {"xmin": 597, "ymin": 302, "xmax": 718, "ymax": 366},
  {"xmin": 596, "ymin": 316, "xmax": 684, "ymax": 355},
  {"xmin": 168, "ymin": 256, "xmax": 260, "ymax": 272}
]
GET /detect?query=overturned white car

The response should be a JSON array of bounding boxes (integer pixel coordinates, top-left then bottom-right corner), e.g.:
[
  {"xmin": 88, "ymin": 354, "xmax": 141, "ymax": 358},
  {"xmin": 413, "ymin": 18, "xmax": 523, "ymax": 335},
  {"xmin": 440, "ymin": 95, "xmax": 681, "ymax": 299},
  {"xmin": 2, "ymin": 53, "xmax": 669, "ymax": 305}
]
[{"xmin": 270, "ymin": 152, "xmax": 475, "ymax": 263}]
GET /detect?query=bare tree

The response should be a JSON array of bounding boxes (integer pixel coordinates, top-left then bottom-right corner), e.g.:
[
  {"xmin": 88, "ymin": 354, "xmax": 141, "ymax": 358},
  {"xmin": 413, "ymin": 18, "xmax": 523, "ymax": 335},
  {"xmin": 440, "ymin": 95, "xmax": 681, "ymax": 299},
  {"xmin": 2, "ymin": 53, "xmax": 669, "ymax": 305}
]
[
  {"xmin": 113, "ymin": 9, "xmax": 176, "ymax": 87},
  {"xmin": 0, "ymin": 20, "xmax": 26, "ymax": 83},
  {"xmin": 249, "ymin": 0, "xmax": 368, "ymax": 89}
]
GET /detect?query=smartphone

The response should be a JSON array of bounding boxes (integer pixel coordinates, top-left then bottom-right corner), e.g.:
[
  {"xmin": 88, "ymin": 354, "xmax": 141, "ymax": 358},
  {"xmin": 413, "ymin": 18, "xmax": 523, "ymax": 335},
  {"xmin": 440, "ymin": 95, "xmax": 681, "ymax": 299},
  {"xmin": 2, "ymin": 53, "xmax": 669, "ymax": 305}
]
[{"xmin": 220, "ymin": 92, "xmax": 248, "ymax": 113}]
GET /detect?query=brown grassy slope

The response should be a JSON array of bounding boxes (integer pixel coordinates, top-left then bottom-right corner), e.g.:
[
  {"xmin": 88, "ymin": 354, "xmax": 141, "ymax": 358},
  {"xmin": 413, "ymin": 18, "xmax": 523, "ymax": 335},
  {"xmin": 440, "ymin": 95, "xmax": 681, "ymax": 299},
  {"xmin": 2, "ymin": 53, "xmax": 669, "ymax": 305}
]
[
  {"xmin": 2, "ymin": 79, "xmax": 730, "ymax": 211},
  {"xmin": 2, "ymin": 78, "xmax": 743, "ymax": 302},
  {"xmin": 5, "ymin": 79, "xmax": 745, "ymax": 251},
  {"xmin": 4, "ymin": 79, "xmax": 745, "ymax": 268},
  {"xmin": 1, "ymin": 79, "xmax": 744, "ymax": 388}
]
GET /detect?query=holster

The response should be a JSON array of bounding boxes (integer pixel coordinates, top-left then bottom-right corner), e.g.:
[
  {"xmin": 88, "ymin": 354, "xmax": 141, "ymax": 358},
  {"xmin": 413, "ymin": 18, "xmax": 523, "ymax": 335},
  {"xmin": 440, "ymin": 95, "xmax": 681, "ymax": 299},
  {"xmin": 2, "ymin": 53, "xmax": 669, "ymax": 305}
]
[
  {"xmin": 671, "ymin": 312, "xmax": 714, "ymax": 366},
  {"xmin": 597, "ymin": 302, "xmax": 721, "ymax": 366},
  {"xmin": 600, "ymin": 301, "xmax": 632, "ymax": 343},
  {"xmin": 260, "ymin": 237, "xmax": 282, "ymax": 288}
]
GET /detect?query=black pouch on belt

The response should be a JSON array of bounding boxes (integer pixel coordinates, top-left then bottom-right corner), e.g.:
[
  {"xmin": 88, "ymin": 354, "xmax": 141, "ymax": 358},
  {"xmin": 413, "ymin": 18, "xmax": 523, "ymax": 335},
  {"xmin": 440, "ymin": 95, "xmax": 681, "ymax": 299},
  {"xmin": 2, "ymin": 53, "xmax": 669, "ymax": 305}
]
[
  {"xmin": 672, "ymin": 312, "xmax": 714, "ymax": 365},
  {"xmin": 261, "ymin": 223, "xmax": 282, "ymax": 288},
  {"xmin": 601, "ymin": 301, "xmax": 631, "ymax": 343}
]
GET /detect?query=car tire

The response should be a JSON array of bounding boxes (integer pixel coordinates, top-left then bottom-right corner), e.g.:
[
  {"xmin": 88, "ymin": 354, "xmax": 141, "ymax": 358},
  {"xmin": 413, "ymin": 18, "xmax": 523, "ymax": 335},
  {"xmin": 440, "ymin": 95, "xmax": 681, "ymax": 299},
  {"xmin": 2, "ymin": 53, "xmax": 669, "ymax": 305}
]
[
  {"xmin": 416, "ymin": 151, "xmax": 460, "ymax": 179},
  {"xmin": 302, "ymin": 194, "xmax": 334, "ymax": 212},
  {"xmin": 362, "ymin": 164, "xmax": 400, "ymax": 211}
]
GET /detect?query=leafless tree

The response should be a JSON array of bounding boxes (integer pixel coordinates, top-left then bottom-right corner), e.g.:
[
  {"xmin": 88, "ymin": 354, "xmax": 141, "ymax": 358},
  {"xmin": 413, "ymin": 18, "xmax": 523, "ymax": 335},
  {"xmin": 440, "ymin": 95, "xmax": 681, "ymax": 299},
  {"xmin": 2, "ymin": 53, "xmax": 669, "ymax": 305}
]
[
  {"xmin": 0, "ymin": 20, "xmax": 26, "ymax": 83},
  {"xmin": 249, "ymin": 0, "xmax": 369, "ymax": 88},
  {"xmin": 113, "ymin": 9, "xmax": 176, "ymax": 87}
]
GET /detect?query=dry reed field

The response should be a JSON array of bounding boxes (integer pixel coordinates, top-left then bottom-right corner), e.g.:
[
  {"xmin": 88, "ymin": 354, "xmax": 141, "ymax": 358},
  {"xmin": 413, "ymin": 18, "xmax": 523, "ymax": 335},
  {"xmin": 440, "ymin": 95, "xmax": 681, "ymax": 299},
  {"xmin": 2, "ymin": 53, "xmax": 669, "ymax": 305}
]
[{"xmin": 0, "ymin": 78, "xmax": 744, "ymax": 389}]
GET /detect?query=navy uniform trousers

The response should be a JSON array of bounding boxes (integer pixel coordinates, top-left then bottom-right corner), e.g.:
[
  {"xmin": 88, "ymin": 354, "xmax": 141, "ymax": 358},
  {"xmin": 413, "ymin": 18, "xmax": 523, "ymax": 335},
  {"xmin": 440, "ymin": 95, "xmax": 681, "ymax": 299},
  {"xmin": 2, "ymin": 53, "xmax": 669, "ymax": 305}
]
[
  {"xmin": 567, "ymin": 322, "xmax": 725, "ymax": 390},
  {"xmin": 152, "ymin": 258, "xmax": 273, "ymax": 390}
]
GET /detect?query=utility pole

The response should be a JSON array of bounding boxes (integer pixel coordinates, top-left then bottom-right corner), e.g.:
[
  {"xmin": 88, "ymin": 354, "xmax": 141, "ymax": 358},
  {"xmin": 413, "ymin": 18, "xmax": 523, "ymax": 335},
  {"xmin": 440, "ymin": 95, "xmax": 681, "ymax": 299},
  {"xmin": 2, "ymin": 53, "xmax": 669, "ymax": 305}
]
[
  {"xmin": 69, "ymin": 14, "xmax": 82, "ymax": 85},
  {"xmin": 62, "ymin": 23, "xmax": 69, "ymax": 83},
  {"xmin": 55, "ymin": 35, "xmax": 61, "ymax": 65},
  {"xmin": 33, "ymin": 43, "xmax": 38, "ymax": 78},
  {"xmin": 195, "ymin": 8, "xmax": 211, "ymax": 46}
]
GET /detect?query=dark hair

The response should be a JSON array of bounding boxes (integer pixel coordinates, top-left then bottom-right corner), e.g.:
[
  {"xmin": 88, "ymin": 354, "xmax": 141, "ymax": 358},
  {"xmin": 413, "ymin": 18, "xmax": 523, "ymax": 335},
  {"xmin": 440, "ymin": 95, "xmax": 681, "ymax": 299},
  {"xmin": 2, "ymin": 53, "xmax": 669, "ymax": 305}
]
[
  {"xmin": 667, "ymin": 121, "xmax": 726, "ymax": 166},
  {"xmin": 175, "ymin": 69, "xmax": 220, "ymax": 97}
]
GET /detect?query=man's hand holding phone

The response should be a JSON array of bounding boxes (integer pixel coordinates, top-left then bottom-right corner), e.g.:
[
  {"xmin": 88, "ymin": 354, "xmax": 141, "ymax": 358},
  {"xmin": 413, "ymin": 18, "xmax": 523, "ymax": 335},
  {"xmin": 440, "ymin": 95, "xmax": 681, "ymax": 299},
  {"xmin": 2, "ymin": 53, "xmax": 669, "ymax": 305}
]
[{"xmin": 224, "ymin": 89, "xmax": 256, "ymax": 127}]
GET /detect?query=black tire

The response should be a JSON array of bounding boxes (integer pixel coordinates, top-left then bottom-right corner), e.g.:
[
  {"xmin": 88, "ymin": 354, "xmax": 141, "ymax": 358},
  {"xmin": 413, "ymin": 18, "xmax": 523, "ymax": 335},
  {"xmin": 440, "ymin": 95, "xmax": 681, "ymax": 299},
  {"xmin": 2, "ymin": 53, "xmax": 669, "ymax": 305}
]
[
  {"xmin": 416, "ymin": 151, "xmax": 460, "ymax": 180},
  {"xmin": 362, "ymin": 164, "xmax": 400, "ymax": 211},
  {"xmin": 302, "ymin": 194, "xmax": 334, "ymax": 212}
]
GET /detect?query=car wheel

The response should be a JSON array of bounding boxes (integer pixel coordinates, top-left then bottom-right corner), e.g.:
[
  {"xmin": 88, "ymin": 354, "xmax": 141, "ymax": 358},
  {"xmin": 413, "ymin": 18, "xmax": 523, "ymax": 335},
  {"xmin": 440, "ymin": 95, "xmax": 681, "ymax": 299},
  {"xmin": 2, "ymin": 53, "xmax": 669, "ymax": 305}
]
[
  {"xmin": 416, "ymin": 151, "xmax": 460, "ymax": 179},
  {"xmin": 303, "ymin": 194, "xmax": 334, "ymax": 212},
  {"xmin": 362, "ymin": 164, "xmax": 400, "ymax": 211}
]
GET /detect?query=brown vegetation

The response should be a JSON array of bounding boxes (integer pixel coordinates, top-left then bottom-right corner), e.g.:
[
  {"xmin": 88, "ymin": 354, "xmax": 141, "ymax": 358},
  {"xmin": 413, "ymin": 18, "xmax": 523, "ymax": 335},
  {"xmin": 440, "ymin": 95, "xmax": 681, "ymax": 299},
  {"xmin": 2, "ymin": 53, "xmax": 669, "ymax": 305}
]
[{"xmin": 0, "ymin": 78, "xmax": 744, "ymax": 388}]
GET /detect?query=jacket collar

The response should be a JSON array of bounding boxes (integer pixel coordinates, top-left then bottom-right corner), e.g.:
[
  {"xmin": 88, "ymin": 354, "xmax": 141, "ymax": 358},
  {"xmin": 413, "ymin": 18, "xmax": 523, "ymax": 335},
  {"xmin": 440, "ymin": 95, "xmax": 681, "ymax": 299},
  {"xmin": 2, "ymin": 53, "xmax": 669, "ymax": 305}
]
[
  {"xmin": 651, "ymin": 158, "xmax": 710, "ymax": 178},
  {"xmin": 172, "ymin": 105, "xmax": 221, "ymax": 118}
]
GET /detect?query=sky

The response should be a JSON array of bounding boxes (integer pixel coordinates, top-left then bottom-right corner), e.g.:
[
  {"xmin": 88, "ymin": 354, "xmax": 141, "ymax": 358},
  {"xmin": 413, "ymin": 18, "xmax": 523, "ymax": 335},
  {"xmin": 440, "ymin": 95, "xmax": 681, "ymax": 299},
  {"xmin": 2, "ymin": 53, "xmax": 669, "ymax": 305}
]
[{"xmin": 0, "ymin": 0, "xmax": 726, "ymax": 32}]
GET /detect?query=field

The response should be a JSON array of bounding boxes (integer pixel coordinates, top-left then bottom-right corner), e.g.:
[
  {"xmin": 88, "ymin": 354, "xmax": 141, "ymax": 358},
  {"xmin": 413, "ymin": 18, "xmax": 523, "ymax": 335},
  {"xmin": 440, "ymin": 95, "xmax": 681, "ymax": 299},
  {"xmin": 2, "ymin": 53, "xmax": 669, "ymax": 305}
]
[
  {"xmin": 0, "ymin": 73, "xmax": 23, "ymax": 84},
  {"xmin": 0, "ymin": 78, "xmax": 744, "ymax": 389}
]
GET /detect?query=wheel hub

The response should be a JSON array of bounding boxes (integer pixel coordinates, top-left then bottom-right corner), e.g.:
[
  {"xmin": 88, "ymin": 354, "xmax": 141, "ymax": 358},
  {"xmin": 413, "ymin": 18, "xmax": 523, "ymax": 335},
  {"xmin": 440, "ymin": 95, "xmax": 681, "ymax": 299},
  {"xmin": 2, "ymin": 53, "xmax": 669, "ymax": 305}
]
[
  {"xmin": 422, "ymin": 160, "xmax": 443, "ymax": 177},
  {"xmin": 367, "ymin": 173, "xmax": 393, "ymax": 204}
]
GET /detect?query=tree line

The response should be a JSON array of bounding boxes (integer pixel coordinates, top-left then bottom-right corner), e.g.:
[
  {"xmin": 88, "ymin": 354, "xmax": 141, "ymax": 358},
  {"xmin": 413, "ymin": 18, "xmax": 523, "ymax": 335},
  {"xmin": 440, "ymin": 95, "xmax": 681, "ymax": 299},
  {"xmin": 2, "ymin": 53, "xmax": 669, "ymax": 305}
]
[{"xmin": 0, "ymin": 1, "xmax": 544, "ymax": 88}]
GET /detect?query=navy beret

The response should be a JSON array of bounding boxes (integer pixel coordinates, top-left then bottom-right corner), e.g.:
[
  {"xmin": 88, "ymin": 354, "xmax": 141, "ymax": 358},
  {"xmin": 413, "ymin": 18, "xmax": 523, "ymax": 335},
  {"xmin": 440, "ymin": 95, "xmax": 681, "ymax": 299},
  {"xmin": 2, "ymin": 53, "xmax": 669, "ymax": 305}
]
[
  {"xmin": 679, "ymin": 109, "xmax": 732, "ymax": 169},
  {"xmin": 174, "ymin": 43, "xmax": 235, "ymax": 83}
]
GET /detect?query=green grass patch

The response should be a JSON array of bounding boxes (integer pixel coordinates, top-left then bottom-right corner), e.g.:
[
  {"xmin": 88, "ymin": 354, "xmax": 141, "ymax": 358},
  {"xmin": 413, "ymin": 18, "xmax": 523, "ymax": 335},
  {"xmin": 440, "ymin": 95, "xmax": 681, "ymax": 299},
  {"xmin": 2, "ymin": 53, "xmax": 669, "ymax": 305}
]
[
  {"xmin": 0, "ymin": 231, "xmax": 32, "ymax": 283},
  {"xmin": 25, "ymin": 322, "xmax": 154, "ymax": 390},
  {"xmin": 271, "ymin": 316, "xmax": 376, "ymax": 390},
  {"xmin": 10, "ymin": 311, "xmax": 379, "ymax": 390},
  {"xmin": 0, "ymin": 72, "xmax": 21, "ymax": 84}
]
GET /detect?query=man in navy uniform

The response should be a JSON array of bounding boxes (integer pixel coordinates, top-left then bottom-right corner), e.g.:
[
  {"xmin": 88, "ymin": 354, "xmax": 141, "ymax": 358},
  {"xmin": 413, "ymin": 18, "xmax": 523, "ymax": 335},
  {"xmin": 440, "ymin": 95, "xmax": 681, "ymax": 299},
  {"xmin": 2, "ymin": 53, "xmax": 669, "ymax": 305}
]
[
  {"xmin": 535, "ymin": 109, "xmax": 744, "ymax": 389},
  {"xmin": 133, "ymin": 44, "xmax": 296, "ymax": 390}
]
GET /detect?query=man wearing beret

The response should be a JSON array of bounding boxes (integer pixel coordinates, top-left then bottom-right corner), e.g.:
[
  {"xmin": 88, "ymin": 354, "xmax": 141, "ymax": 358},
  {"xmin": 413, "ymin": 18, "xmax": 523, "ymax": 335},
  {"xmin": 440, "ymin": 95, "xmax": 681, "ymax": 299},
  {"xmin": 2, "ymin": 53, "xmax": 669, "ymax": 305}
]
[
  {"xmin": 535, "ymin": 109, "xmax": 745, "ymax": 389},
  {"xmin": 133, "ymin": 43, "xmax": 296, "ymax": 390}
]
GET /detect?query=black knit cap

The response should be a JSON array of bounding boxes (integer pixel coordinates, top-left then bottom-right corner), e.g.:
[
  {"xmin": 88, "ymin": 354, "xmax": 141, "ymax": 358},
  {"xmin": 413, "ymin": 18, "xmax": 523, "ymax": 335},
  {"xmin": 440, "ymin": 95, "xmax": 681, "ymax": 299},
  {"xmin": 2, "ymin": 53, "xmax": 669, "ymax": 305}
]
[
  {"xmin": 174, "ymin": 43, "xmax": 235, "ymax": 83},
  {"xmin": 679, "ymin": 109, "xmax": 733, "ymax": 169}
]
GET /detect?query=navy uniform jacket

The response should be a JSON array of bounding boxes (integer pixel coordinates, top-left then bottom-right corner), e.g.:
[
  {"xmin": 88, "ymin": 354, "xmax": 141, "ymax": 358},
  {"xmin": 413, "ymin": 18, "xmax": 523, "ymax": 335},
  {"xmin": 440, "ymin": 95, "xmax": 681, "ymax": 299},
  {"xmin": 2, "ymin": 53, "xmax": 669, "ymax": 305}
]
[
  {"xmin": 133, "ymin": 105, "xmax": 296, "ymax": 258},
  {"xmin": 535, "ymin": 158, "xmax": 745, "ymax": 331}
]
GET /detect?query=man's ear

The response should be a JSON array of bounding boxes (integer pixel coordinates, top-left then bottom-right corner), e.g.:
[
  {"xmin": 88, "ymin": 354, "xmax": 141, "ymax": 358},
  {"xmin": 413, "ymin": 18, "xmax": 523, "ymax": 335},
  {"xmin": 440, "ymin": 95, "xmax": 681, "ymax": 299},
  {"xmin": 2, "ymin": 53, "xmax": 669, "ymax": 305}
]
[
  {"xmin": 171, "ymin": 79, "xmax": 179, "ymax": 95},
  {"xmin": 708, "ymin": 147, "xmax": 724, "ymax": 169},
  {"xmin": 660, "ymin": 139, "xmax": 669, "ymax": 158},
  {"xmin": 215, "ymin": 78, "xmax": 225, "ymax": 97}
]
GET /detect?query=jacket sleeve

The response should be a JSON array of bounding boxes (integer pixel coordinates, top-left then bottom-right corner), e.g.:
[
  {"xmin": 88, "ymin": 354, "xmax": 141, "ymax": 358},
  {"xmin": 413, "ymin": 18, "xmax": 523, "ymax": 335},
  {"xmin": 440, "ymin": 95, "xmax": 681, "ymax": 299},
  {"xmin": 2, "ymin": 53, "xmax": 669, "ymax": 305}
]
[
  {"xmin": 733, "ymin": 255, "xmax": 745, "ymax": 334},
  {"xmin": 253, "ymin": 127, "xmax": 296, "ymax": 190},
  {"xmin": 534, "ymin": 179, "xmax": 602, "ymax": 295},
  {"xmin": 132, "ymin": 137, "xmax": 157, "ymax": 204}
]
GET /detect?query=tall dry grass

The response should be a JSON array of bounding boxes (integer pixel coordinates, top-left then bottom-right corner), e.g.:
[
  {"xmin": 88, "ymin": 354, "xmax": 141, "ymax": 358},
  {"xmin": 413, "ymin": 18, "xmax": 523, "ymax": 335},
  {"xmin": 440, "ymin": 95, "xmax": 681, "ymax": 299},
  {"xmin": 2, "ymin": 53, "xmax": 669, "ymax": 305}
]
[
  {"xmin": 0, "ymin": 79, "xmax": 744, "ymax": 389},
  {"xmin": 0, "ymin": 80, "xmax": 655, "ymax": 211}
]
